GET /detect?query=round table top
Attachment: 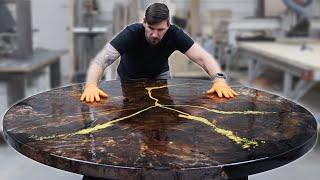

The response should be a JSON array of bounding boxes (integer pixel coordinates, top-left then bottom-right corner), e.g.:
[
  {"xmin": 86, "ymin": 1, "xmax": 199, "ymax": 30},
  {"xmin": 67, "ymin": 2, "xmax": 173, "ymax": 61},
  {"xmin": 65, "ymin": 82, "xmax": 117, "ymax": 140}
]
[{"xmin": 3, "ymin": 79, "xmax": 317, "ymax": 179}]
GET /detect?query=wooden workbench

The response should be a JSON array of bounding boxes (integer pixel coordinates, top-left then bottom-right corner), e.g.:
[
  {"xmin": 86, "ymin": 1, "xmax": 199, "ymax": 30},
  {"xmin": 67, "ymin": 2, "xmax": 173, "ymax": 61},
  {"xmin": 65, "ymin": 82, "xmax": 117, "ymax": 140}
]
[
  {"xmin": 237, "ymin": 41, "xmax": 320, "ymax": 100},
  {"xmin": 0, "ymin": 48, "xmax": 67, "ymax": 105}
]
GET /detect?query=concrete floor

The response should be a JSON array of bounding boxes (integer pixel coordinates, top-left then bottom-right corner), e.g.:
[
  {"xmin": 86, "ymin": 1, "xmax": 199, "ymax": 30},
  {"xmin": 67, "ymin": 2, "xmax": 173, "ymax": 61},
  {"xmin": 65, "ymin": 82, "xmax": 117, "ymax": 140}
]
[
  {"xmin": 0, "ymin": 144, "xmax": 81, "ymax": 180},
  {"xmin": 0, "ymin": 69, "xmax": 319, "ymax": 180}
]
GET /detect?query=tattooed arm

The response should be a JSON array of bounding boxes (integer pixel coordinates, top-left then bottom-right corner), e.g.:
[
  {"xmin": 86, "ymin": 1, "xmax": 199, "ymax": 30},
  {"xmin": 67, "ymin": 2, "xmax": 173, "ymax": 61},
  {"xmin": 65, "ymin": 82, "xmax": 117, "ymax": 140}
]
[{"xmin": 80, "ymin": 43, "xmax": 120, "ymax": 102}]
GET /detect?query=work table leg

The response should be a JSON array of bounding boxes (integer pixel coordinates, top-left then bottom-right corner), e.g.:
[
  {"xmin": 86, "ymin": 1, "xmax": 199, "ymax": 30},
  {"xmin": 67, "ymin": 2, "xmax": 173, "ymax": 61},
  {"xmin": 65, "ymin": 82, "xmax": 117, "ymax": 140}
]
[
  {"xmin": 7, "ymin": 74, "xmax": 26, "ymax": 105},
  {"xmin": 50, "ymin": 59, "xmax": 61, "ymax": 88}
]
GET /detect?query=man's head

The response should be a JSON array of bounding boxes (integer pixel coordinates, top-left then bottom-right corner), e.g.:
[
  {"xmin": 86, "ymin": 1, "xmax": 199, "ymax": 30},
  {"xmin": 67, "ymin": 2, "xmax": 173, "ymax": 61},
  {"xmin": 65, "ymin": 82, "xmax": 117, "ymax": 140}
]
[{"xmin": 143, "ymin": 3, "xmax": 170, "ymax": 45}]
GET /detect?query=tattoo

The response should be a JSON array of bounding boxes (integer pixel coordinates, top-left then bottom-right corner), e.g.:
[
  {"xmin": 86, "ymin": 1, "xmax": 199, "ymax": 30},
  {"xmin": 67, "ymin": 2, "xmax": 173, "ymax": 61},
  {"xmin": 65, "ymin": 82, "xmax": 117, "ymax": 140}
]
[{"xmin": 93, "ymin": 43, "xmax": 120, "ymax": 69}]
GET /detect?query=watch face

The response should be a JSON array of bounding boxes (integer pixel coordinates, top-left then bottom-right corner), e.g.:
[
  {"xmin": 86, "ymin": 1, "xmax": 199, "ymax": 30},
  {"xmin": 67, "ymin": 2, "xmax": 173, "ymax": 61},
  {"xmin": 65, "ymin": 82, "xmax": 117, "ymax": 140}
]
[
  {"xmin": 217, "ymin": 73, "xmax": 226, "ymax": 79},
  {"xmin": 210, "ymin": 73, "xmax": 227, "ymax": 81}
]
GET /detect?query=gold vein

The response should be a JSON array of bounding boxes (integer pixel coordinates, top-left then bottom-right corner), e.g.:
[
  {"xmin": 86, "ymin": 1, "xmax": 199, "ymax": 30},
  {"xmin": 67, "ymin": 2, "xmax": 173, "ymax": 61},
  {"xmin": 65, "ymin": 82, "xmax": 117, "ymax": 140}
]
[
  {"xmin": 178, "ymin": 114, "xmax": 258, "ymax": 148},
  {"xmin": 31, "ymin": 82, "xmax": 265, "ymax": 149},
  {"xmin": 73, "ymin": 106, "xmax": 155, "ymax": 135},
  {"xmin": 163, "ymin": 105, "xmax": 274, "ymax": 115}
]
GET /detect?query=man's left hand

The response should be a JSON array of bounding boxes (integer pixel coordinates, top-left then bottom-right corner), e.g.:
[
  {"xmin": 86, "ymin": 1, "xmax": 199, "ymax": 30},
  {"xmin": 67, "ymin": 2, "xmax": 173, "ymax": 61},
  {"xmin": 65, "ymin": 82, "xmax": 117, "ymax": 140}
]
[{"xmin": 206, "ymin": 79, "xmax": 238, "ymax": 98}]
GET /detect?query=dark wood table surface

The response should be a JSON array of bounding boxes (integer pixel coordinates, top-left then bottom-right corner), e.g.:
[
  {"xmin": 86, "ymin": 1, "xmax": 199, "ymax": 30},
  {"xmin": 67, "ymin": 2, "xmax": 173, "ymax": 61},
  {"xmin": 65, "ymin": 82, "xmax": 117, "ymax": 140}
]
[{"xmin": 3, "ymin": 79, "xmax": 318, "ymax": 179}]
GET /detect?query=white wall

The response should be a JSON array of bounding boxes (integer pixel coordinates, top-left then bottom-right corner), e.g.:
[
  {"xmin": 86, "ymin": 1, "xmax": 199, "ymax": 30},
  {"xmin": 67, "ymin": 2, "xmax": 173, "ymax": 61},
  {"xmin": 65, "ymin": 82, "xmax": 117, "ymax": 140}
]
[
  {"xmin": 308, "ymin": 0, "xmax": 320, "ymax": 17},
  {"xmin": 96, "ymin": 0, "xmax": 117, "ymax": 22},
  {"xmin": 31, "ymin": 0, "xmax": 73, "ymax": 83},
  {"xmin": 172, "ymin": 0, "xmax": 256, "ymax": 19}
]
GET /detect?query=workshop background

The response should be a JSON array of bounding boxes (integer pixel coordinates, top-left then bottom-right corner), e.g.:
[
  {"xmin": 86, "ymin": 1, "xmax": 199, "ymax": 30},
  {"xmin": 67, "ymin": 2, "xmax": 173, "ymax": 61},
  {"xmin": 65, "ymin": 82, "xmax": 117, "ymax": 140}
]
[{"xmin": 0, "ymin": 0, "xmax": 319, "ymax": 179}]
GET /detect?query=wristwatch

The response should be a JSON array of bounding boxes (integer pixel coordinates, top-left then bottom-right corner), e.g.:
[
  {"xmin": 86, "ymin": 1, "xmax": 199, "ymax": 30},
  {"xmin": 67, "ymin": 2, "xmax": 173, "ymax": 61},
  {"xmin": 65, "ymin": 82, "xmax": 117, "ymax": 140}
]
[{"xmin": 211, "ymin": 73, "xmax": 227, "ymax": 82}]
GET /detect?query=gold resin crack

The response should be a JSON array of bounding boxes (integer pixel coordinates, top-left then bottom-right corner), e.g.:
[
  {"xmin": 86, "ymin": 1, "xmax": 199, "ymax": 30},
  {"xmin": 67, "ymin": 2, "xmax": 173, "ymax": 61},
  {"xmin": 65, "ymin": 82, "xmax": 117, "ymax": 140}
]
[{"xmin": 31, "ymin": 83, "xmax": 271, "ymax": 149}]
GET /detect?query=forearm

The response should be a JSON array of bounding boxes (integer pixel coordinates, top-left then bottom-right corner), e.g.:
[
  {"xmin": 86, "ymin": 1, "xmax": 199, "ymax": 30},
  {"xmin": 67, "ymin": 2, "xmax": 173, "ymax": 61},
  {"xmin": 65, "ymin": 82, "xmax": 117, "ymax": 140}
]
[
  {"xmin": 199, "ymin": 52, "xmax": 222, "ymax": 79},
  {"xmin": 185, "ymin": 44, "xmax": 237, "ymax": 98},
  {"xmin": 85, "ymin": 62, "xmax": 104, "ymax": 85},
  {"xmin": 85, "ymin": 43, "xmax": 120, "ymax": 85},
  {"xmin": 185, "ymin": 43, "xmax": 223, "ymax": 79}
]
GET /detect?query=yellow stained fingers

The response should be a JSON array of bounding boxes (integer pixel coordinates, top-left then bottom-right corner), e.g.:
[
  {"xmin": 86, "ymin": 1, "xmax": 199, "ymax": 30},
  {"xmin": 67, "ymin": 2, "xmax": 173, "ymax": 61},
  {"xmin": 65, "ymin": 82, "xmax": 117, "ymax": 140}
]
[
  {"xmin": 99, "ymin": 89, "xmax": 108, "ymax": 97},
  {"xmin": 222, "ymin": 89, "xmax": 230, "ymax": 98},
  {"xmin": 230, "ymin": 89, "xmax": 239, "ymax": 96},
  {"xmin": 206, "ymin": 88, "xmax": 215, "ymax": 94},
  {"xmin": 207, "ymin": 80, "xmax": 238, "ymax": 98},
  {"xmin": 217, "ymin": 89, "xmax": 223, "ymax": 98},
  {"xmin": 80, "ymin": 93, "xmax": 86, "ymax": 101},
  {"xmin": 80, "ymin": 83, "xmax": 108, "ymax": 103},
  {"xmin": 227, "ymin": 90, "xmax": 234, "ymax": 98},
  {"xmin": 95, "ymin": 94, "xmax": 101, "ymax": 102}
]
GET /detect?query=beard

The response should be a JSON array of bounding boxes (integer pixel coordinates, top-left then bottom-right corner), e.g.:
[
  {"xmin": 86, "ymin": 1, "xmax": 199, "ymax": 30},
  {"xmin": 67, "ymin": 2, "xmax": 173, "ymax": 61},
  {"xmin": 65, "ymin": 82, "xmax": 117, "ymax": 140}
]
[{"xmin": 147, "ymin": 37, "xmax": 160, "ymax": 45}]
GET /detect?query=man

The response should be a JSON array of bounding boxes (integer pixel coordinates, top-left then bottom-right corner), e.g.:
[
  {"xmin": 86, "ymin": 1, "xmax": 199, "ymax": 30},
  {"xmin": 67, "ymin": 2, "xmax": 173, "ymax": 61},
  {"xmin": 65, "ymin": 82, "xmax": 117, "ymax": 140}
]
[{"xmin": 80, "ymin": 3, "xmax": 238, "ymax": 103}]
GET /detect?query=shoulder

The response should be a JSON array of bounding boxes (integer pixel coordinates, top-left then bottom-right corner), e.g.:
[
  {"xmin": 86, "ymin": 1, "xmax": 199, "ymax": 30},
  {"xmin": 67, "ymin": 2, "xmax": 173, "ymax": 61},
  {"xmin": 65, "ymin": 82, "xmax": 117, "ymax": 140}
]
[
  {"xmin": 125, "ymin": 23, "xmax": 144, "ymax": 33},
  {"xmin": 168, "ymin": 24, "xmax": 192, "ymax": 39},
  {"xmin": 167, "ymin": 24, "xmax": 194, "ymax": 53},
  {"xmin": 111, "ymin": 23, "xmax": 144, "ymax": 53},
  {"xmin": 168, "ymin": 24, "xmax": 184, "ymax": 34}
]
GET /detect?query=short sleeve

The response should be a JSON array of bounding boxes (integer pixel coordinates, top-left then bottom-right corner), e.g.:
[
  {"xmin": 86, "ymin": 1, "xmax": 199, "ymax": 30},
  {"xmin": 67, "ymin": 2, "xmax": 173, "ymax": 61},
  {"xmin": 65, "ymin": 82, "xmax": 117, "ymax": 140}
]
[
  {"xmin": 174, "ymin": 28, "xmax": 194, "ymax": 53},
  {"xmin": 110, "ymin": 26, "xmax": 134, "ymax": 55}
]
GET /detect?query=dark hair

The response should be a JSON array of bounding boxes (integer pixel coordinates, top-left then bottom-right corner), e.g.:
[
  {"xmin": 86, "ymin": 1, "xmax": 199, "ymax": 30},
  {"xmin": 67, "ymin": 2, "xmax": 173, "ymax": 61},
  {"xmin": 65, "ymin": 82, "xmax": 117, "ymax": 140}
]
[{"xmin": 145, "ymin": 3, "xmax": 169, "ymax": 25}]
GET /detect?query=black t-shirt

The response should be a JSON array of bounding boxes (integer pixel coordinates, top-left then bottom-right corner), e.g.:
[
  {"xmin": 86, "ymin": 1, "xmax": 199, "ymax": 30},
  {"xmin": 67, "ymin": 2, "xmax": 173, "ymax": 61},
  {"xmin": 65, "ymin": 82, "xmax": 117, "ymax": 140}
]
[{"xmin": 110, "ymin": 23, "xmax": 194, "ymax": 80}]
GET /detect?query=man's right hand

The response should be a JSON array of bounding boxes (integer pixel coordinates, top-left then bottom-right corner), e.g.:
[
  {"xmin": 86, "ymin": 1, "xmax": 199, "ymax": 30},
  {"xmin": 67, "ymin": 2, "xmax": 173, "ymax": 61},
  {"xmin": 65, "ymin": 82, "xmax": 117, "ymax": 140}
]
[{"xmin": 80, "ymin": 83, "xmax": 108, "ymax": 103}]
